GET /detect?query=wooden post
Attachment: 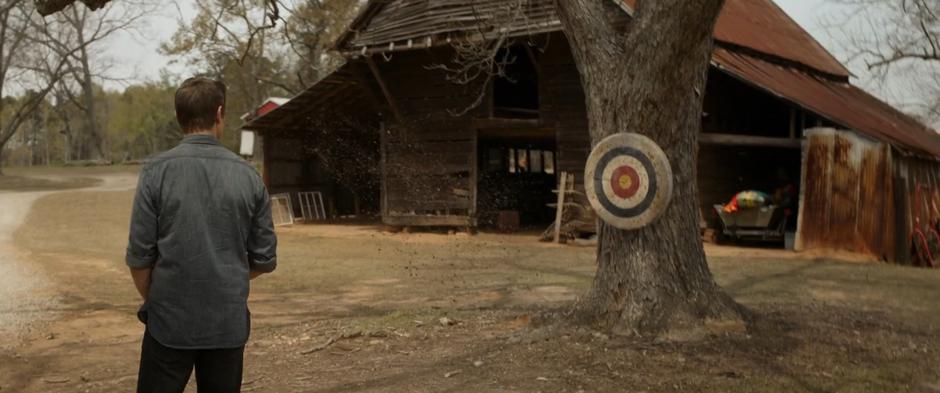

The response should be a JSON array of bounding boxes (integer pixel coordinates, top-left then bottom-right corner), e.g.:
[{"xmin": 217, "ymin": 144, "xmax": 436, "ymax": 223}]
[
  {"xmin": 366, "ymin": 56, "xmax": 405, "ymax": 124},
  {"xmin": 470, "ymin": 130, "xmax": 479, "ymax": 224},
  {"xmin": 380, "ymin": 122, "xmax": 389, "ymax": 220},
  {"xmin": 794, "ymin": 133, "xmax": 809, "ymax": 251},
  {"xmin": 261, "ymin": 133, "xmax": 270, "ymax": 187},
  {"xmin": 789, "ymin": 107, "xmax": 797, "ymax": 139},
  {"xmin": 553, "ymin": 172, "xmax": 569, "ymax": 243}
]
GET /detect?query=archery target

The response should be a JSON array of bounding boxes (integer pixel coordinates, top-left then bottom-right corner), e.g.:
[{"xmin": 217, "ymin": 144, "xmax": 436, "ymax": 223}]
[{"xmin": 585, "ymin": 133, "xmax": 674, "ymax": 230}]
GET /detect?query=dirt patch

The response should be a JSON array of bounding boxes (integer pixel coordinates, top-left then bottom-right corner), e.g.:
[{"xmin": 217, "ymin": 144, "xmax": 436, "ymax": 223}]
[
  {"xmin": 1, "ymin": 168, "xmax": 940, "ymax": 392},
  {"xmin": 0, "ymin": 175, "xmax": 99, "ymax": 192},
  {"xmin": 0, "ymin": 168, "xmax": 137, "ymax": 345}
]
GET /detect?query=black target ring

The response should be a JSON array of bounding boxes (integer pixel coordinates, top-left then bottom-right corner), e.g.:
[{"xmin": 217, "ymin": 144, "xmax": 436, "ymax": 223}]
[
  {"xmin": 593, "ymin": 146, "xmax": 658, "ymax": 219},
  {"xmin": 584, "ymin": 133, "xmax": 674, "ymax": 230}
]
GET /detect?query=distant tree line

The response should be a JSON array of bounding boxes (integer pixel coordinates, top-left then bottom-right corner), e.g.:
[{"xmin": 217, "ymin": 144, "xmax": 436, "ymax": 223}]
[{"xmin": 1, "ymin": 0, "xmax": 359, "ymax": 172}]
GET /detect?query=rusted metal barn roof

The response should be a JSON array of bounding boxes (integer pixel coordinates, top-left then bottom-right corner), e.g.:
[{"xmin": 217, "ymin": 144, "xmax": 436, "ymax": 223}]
[
  {"xmin": 713, "ymin": 0, "xmax": 850, "ymax": 78},
  {"xmin": 339, "ymin": 0, "xmax": 850, "ymax": 79},
  {"xmin": 621, "ymin": 0, "xmax": 850, "ymax": 78},
  {"xmin": 257, "ymin": 0, "xmax": 938, "ymax": 159},
  {"xmin": 712, "ymin": 48, "xmax": 940, "ymax": 158}
]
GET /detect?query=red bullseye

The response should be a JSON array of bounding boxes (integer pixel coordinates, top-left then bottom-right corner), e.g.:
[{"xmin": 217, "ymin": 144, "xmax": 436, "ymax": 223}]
[
  {"xmin": 610, "ymin": 165, "xmax": 640, "ymax": 199},
  {"xmin": 586, "ymin": 133, "xmax": 673, "ymax": 230}
]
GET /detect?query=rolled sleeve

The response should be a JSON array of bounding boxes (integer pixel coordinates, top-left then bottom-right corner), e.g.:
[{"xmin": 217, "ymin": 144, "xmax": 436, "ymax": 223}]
[
  {"xmin": 248, "ymin": 181, "xmax": 278, "ymax": 273},
  {"xmin": 126, "ymin": 168, "xmax": 159, "ymax": 269}
]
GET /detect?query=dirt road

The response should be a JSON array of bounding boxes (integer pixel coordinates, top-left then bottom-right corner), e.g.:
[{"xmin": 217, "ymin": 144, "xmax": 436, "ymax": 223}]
[
  {"xmin": 2, "ymin": 167, "xmax": 940, "ymax": 392},
  {"xmin": 0, "ymin": 172, "xmax": 135, "ymax": 336},
  {"xmin": 0, "ymin": 190, "xmax": 56, "ymax": 335}
]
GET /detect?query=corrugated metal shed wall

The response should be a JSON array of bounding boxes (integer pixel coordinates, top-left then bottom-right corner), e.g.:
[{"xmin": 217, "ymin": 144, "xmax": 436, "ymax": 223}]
[
  {"xmin": 798, "ymin": 128, "xmax": 940, "ymax": 265},
  {"xmin": 797, "ymin": 128, "xmax": 897, "ymax": 261}
]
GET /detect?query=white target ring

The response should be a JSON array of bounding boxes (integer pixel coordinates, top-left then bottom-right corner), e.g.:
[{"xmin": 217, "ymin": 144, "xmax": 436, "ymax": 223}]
[{"xmin": 584, "ymin": 132, "xmax": 674, "ymax": 230}]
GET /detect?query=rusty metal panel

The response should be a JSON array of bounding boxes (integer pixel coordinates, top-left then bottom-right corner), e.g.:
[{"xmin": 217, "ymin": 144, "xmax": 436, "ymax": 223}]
[
  {"xmin": 827, "ymin": 133, "xmax": 861, "ymax": 248},
  {"xmin": 856, "ymin": 144, "xmax": 894, "ymax": 259},
  {"xmin": 799, "ymin": 129, "xmax": 898, "ymax": 261},
  {"xmin": 623, "ymin": 0, "xmax": 849, "ymax": 77},
  {"xmin": 893, "ymin": 156, "xmax": 911, "ymax": 263},
  {"xmin": 798, "ymin": 131, "xmax": 834, "ymax": 250}
]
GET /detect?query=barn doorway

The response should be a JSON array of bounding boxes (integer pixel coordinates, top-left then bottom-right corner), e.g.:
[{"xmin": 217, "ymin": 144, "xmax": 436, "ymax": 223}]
[
  {"xmin": 698, "ymin": 142, "xmax": 802, "ymax": 246},
  {"xmin": 476, "ymin": 128, "xmax": 557, "ymax": 230}
]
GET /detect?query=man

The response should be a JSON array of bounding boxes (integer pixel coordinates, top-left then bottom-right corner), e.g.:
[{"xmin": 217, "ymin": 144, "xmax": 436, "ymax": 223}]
[{"xmin": 125, "ymin": 77, "xmax": 278, "ymax": 393}]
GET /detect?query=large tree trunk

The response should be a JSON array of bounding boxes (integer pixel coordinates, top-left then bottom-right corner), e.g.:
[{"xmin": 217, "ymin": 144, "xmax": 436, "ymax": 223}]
[
  {"xmin": 556, "ymin": 0, "xmax": 746, "ymax": 336},
  {"xmin": 65, "ymin": 5, "xmax": 106, "ymax": 161},
  {"xmin": 77, "ymin": 37, "xmax": 105, "ymax": 160}
]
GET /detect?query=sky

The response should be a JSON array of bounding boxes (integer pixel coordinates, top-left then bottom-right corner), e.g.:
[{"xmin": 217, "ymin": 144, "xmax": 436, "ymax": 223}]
[{"xmin": 98, "ymin": 0, "xmax": 925, "ymax": 121}]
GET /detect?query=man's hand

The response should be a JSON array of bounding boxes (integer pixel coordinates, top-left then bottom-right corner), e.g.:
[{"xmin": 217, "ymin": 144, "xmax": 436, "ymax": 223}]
[{"xmin": 130, "ymin": 267, "xmax": 152, "ymax": 301}]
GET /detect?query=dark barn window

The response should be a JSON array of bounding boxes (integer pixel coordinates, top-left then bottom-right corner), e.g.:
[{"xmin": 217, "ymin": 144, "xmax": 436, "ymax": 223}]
[
  {"xmin": 493, "ymin": 46, "xmax": 540, "ymax": 119},
  {"xmin": 479, "ymin": 143, "xmax": 557, "ymax": 228}
]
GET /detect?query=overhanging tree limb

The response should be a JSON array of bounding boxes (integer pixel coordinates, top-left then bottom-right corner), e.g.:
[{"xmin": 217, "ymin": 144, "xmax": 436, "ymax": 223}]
[{"xmin": 34, "ymin": 0, "xmax": 109, "ymax": 16}]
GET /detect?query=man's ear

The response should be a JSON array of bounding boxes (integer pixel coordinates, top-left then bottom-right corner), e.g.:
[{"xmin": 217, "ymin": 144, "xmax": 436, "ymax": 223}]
[{"xmin": 214, "ymin": 106, "xmax": 225, "ymax": 139}]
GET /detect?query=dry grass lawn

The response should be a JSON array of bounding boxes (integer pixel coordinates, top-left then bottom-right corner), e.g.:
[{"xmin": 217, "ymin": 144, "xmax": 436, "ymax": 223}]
[{"xmin": 0, "ymin": 167, "xmax": 939, "ymax": 392}]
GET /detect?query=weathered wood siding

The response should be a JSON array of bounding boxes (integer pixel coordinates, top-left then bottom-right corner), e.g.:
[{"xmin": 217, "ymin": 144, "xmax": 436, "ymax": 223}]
[
  {"xmin": 262, "ymin": 135, "xmax": 332, "ymax": 214},
  {"xmin": 264, "ymin": 135, "xmax": 306, "ymax": 194},
  {"xmin": 342, "ymin": 0, "xmax": 559, "ymax": 52},
  {"xmin": 373, "ymin": 49, "xmax": 483, "ymax": 223},
  {"xmin": 796, "ymin": 128, "xmax": 897, "ymax": 261},
  {"xmin": 540, "ymin": 35, "xmax": 588, "ymax": 191},
  {"xmin": 256, "ymin": 65, "xmax": 384, "ymax": 216}
]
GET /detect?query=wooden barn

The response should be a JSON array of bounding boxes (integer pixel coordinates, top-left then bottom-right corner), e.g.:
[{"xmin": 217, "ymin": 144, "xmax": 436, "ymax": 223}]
[{"xmin": 242, "ymin": 0, "xmax": 940, "ymax": 265}]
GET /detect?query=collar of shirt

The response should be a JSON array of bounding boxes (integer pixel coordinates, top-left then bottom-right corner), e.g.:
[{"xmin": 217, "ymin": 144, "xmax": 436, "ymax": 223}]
[{"xmin": 181, "ymin": 134, "xmax": 221, "ymax": 146}]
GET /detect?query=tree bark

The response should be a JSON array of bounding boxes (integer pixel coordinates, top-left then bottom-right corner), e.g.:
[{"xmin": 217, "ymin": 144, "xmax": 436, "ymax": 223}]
[
  {"xmin": 556, "ymin": 0, "xmax": 746, "ymax": 336},
  {"xmin": 72, "ymin": 6, "xmax": 106, "ymax": 161}
]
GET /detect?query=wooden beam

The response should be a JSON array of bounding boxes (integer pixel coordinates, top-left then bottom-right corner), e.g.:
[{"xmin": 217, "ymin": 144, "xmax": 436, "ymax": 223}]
[
  {"xmin": 553, "ymin": 172, "xmax": 569, "ymax": 243},
  {"xmin": 472, "ymin": 118, "xmax": 546, "ymax": 129},
  {"xmin": 261, "ymin": 134, "xmax": 271, "ymax": 187},
  {"xmin": 350, "ymin": 62, "xmax": 385, "ymax": 111},
  {"xmin": 383, "ymin": 214, "xmax": 473, "ymax": 227},
  {"xmin": 699, "ymin": 133, "xmax": 802, "ymax": 149},
  {"xmin": 524, "ymin": 45, "xmax": 541, "ymax": 79},
  {"xmin": 366, "ymin": 56, "xmax": 405, "ymax": 124}
]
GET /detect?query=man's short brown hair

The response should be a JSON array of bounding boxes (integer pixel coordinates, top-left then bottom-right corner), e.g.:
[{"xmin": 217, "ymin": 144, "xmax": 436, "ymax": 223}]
[{"xmin": 175, "ymin": 77, "xmax": 226, "ymax": 133}]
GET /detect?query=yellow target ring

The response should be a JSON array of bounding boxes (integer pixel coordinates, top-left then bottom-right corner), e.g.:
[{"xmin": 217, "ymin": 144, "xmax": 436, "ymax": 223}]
[
  {"xmin": 584, "ymin": 132, "xmax": 674, "ymax": 230},
  {"xmin": 618, "ymin": 174, "xmax": 633, "ymax": 190}
]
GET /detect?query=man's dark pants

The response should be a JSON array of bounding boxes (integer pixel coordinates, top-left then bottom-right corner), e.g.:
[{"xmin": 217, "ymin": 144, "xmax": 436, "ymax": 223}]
[{"xmin": 137, "ymin": 331, "xmax": 244, "ymax": 393}]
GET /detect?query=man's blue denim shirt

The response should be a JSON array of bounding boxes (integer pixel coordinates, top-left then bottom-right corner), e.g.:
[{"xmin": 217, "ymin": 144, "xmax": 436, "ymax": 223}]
[{"xmin": 126, "ymin": 133, "xmax": 277, "ymax": 349}]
